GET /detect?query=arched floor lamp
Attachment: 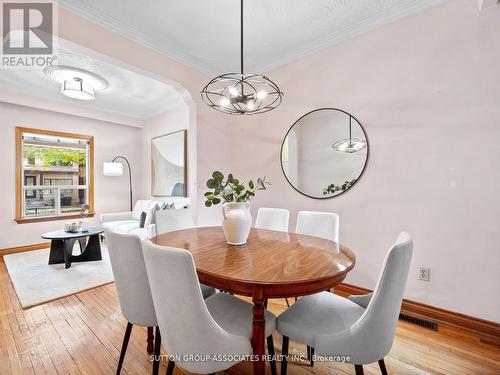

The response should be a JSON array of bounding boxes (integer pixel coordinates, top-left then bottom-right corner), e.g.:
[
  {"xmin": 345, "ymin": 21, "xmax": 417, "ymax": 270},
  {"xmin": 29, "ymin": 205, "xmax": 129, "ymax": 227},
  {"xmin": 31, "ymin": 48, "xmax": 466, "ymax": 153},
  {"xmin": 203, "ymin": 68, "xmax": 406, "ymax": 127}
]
[{"xmin": 103, "ymin": 156, "xmax": 133, "ymax": 211}]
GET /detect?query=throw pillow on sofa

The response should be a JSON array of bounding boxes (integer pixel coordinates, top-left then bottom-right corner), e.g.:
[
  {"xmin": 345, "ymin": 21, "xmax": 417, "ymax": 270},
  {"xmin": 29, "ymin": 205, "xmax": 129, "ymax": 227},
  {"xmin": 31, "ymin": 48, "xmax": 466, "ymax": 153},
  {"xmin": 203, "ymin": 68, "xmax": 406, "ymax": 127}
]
[
  {"xmin": 132, "ymin": 200, "xmax": 152, "ymax": 220},
  {"xmin": 139, "ymin": 211, "xmax": 147, "ymax": 228}
]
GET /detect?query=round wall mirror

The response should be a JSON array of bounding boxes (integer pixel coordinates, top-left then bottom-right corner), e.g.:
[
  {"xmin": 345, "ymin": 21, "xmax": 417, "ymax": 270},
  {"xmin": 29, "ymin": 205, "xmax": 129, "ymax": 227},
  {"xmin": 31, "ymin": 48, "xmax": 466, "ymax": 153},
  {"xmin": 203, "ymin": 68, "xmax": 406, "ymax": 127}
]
[{"xmin": 280, "ymin": 108, "xmax": 368, "ymax": 199}]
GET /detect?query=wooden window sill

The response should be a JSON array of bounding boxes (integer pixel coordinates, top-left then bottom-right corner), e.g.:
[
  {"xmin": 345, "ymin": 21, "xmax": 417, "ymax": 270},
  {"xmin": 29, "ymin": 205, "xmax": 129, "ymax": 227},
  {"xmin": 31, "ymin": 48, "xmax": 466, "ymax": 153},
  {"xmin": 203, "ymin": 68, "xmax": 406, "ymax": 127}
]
[{"xmin": 15, "ymin": 213, "xmax": 95, "ymax": 224}]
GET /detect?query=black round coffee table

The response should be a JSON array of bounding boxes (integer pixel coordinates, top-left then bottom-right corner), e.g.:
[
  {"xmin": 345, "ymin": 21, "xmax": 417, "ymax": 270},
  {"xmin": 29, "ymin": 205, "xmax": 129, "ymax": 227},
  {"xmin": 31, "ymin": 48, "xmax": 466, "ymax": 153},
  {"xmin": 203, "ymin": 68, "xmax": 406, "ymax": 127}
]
[{"xmin": 42, "ymin": 227, "xmax": 104, "ymax": 269}]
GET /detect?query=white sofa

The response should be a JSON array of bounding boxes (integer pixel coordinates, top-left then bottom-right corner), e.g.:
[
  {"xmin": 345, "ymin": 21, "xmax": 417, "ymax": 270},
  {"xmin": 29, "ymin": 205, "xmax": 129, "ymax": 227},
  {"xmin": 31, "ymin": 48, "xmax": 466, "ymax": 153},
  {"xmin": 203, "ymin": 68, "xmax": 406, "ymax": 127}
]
[{"xmin": 100, "ymin": 198, "xmax": 189, "ymax": 239}]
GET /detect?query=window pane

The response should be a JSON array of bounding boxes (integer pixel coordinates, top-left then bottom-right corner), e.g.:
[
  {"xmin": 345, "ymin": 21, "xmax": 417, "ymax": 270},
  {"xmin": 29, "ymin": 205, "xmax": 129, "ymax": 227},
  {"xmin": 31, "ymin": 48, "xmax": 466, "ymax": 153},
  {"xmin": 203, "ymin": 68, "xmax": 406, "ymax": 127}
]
[
  {"xmin": 20, "ymin": 130, "xmax": 90, "ymax": 219},
  {"xmin": 60, "ymin": 189, "xmax": 87, "ymax": 214},
  {"xmin": 24, "ymin": 188, "xmax": 56, "ymax": 217},
  {"xmin": 22, "ymin": 134, "xmax": 88, "ymax": 189},
  {"xmin": 24, "ymin": 176, "xmax": 36, "ymax": 198}
]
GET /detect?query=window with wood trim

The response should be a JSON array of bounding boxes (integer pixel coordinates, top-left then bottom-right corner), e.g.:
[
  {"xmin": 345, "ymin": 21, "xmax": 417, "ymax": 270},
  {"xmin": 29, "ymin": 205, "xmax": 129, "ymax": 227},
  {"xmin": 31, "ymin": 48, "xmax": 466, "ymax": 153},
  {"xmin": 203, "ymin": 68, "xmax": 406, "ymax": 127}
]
[{"xmin": 15, "ymin": 127, "xmax": 94, "ymax": 223}]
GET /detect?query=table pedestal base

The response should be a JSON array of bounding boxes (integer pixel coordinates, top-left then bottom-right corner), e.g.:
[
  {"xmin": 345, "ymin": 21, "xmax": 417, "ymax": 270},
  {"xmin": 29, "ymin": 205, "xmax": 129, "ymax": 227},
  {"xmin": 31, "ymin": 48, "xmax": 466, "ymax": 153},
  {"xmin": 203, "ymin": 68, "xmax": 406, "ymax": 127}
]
[
  {"xmin": 252, "ymin": 289, "xmax": 266, "ymax": 375},
  {"xmin": 48, "ymin": 234, "xmax": 102, "ymax": 269}
]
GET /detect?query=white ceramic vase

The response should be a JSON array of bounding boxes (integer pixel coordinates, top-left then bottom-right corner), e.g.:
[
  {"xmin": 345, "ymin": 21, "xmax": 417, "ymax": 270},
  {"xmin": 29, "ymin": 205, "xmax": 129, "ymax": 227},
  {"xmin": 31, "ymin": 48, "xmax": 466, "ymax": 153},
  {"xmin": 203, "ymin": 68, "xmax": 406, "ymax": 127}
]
[{"xmin": 222, "ymin": 202, "xmax": 252, "ymax": 245}]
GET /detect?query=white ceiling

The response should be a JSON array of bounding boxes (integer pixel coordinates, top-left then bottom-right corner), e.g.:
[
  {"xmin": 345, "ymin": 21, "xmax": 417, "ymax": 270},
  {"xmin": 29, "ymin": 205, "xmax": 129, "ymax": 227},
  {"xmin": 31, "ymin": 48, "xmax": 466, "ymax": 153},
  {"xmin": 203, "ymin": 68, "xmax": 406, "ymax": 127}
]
[
  {"xmin": 57, "ymin": 0, "xmax": 446, "ymax": 74},
  {"xmin": 0, "ymin": 42, "xmax": 184, "ymax": 122}
]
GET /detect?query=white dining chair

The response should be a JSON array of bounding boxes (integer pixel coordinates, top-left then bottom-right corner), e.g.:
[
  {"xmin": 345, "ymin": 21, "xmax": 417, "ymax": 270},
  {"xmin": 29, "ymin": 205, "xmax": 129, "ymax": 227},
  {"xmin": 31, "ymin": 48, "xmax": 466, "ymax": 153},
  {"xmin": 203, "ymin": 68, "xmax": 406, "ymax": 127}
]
[
  {"xmin": 105, "ymin": 230, "xmax": 161, "ymax": 375},
  {"xmin": 293, "ymin": 210, "xmax": 340, "ymax": 314},
  {"xmin": 254, "ymin": 207, "xmax": 291, "ymax": 307},
  {"xmin": 255, "ymin": 207, "xmax": 290, "ymax": 232},
  {"xmin": 277, "ymin": 232, "xmax": 413, "ymax": 375},
  {"xmin": 154, "ymin": 208, "xmax": 215, "ymax": 299},
  {"xmin": 295, "ymin": 210, "xmax": 339, "ymax": 242},
  {"xmin": 142, "ymin": 240, "xmax": 278, "ymax": 375},
  {"xmin": 154, "ymin": 208, "xmax": 195, "ymax": 235}
]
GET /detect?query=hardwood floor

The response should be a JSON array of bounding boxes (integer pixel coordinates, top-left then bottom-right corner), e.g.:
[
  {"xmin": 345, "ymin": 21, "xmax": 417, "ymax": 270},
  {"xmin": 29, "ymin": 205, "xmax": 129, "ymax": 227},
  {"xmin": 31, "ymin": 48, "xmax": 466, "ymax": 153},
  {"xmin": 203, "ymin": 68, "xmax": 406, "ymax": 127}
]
[{"xmin": 1, "ymin": 257, "xmax": 499, "ymax": 375}]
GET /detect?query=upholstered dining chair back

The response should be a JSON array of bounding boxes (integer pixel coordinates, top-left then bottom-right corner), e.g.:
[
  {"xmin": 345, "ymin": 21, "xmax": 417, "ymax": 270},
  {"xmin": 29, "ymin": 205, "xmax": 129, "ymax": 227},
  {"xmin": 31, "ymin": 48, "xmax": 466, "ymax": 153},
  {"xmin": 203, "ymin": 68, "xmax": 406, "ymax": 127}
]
[
  {"xmin": 255, "ymin": 207, "xmax": 290, "ymax": 232},
  {"xmin": 295, "ymin": 210, "xmax": 339, "ymax": 242},
  {"xmin": 315, "ymin": 232, "xmax": 413, "ymax": 364},
  {"xmin": 155, "ymin": 208, "xmax": 195, "ymax": 235},
  {"xmin": 142, "ymin": 240, "xmax": 252, "ymax": 374},
  {"xmin": 105, "ymin": 230, "xmax": 157, "ymax": 327}
]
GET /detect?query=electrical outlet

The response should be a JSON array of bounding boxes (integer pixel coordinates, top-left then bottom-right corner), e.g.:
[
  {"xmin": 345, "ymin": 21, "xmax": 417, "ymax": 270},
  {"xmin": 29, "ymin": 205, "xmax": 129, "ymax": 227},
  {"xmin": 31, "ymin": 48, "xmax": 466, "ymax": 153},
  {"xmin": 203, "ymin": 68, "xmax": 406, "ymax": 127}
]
[{"xmin": 418, "ymin": 267, "xmax": 430, "ymax": 281}]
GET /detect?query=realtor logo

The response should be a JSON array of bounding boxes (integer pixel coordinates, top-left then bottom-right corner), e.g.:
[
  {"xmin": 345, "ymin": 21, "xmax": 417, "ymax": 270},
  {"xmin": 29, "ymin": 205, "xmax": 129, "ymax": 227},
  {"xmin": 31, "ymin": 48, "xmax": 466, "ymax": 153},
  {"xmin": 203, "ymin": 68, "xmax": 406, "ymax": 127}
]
[{"xmin": 1, "ymin": 1, "xmax": 56, "ymax": 68}]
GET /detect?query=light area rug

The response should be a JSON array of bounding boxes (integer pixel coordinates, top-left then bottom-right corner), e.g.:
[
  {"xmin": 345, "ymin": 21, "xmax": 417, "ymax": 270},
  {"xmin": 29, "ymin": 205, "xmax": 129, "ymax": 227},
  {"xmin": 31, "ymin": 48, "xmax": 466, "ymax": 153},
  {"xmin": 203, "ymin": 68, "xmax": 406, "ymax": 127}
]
[{"xmin": 4, "ymin": 243, "xmax": 114, "ymax": 308}]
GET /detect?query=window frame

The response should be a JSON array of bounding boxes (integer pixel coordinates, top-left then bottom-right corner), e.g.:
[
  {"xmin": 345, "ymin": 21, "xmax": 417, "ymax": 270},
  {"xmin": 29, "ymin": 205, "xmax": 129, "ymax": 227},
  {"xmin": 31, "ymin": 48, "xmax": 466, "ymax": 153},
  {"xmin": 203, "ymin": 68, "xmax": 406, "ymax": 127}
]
[{"xmin": 15, "ymin": 127, "xmax": 95, "ymax": 223}]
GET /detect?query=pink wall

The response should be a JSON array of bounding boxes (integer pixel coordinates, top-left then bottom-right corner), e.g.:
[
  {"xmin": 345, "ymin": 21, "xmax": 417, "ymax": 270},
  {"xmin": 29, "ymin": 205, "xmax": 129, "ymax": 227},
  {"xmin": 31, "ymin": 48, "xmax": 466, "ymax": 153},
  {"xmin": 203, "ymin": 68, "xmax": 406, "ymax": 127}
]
[
  {"xmin": 0, "ymin": 102, "xmax": 142, "ymax": 249},
  {"xmin": 224, "ymin": 0, "xmax": 500, "ymax": 322},
  {"xmin": 0, "ymin": 90, "xmax": 144, "ymax": 128}
]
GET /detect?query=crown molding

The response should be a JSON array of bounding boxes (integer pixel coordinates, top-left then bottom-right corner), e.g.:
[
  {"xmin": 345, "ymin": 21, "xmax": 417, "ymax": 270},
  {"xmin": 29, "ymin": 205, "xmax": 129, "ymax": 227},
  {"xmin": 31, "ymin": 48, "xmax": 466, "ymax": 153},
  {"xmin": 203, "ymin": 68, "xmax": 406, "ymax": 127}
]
[
  {"xmin": 56, "ymin": 1, "xmax": 212, "ymax": 75},
  {"xmin": 58, "ymin": 0, "xmax": 446, "ymax": 75},
  {"xmin": 257, "ymin": 0, "xmax": 447, "ymax": 73}
]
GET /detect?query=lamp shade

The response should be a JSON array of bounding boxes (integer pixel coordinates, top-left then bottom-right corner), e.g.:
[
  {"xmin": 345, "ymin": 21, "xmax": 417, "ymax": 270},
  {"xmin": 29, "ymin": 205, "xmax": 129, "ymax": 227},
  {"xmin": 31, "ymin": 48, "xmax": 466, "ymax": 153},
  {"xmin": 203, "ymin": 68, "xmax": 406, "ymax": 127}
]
[
  {"xmin": 61, "ymin": 78, "xmax": 95, "ymax": 101},
  {"xmin": 332, "ymin": 138, "xmax": 367, "ymax": 153},
  {"xmin": 103, "ymin": 162, "xmax": 123, "ymax": 176}
]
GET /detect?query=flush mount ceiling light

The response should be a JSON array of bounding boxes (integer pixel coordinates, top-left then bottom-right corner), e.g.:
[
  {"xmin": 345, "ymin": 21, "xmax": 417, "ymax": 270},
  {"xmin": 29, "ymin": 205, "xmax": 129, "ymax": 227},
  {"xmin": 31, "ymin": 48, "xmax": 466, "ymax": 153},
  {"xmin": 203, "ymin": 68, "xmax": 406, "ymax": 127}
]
[
  {"xmin": 200, "ymin": 0, "xmax": 283, "ymax": 115},
  {"xmin": 61, "ymin": 78, "xmax": 95, "ymax": 100},
  {"xmin": 44, "ymin": 65, "xmax": 108, "ymax": 101},
  {"xmin": 332, "ymin": 115, "xmax": 367, "ymax": 153}
]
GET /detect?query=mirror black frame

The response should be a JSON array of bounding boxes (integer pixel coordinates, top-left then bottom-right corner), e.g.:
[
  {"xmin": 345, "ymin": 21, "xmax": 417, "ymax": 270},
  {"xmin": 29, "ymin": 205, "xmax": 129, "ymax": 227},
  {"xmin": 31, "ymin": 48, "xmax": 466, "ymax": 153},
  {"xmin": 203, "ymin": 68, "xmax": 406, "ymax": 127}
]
[{"xmin": 280, "ymin": 107, "xmax": 369, "ymax": 199}]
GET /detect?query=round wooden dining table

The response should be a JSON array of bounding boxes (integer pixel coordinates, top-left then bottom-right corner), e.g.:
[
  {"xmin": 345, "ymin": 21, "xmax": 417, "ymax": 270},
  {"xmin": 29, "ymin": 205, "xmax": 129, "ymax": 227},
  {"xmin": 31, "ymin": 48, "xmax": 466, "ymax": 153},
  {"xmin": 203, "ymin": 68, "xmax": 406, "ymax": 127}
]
[{"xmin": 151, "ymin": 226, "xmax": 356, "ymax": 375}]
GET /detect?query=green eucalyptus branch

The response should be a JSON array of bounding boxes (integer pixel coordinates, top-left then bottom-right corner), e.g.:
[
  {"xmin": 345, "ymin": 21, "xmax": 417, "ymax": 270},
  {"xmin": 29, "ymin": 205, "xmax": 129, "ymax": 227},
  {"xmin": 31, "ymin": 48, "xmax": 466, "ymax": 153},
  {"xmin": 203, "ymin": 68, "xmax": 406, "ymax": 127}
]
[
  {"xmin": 205, "ymin": 171, "xmax": 270, "ymax": 207},
  {"xmin": 323, "ymin": 179, "xmax": 357, "ymax": 195}
]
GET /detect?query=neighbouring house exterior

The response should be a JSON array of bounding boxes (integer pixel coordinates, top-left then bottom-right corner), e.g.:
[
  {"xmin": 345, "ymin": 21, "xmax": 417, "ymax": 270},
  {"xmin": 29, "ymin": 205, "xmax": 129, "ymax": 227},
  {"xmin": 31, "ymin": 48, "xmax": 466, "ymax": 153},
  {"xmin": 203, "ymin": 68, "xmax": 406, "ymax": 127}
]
[{"xmin": 23, "ymin": 157, "xmax": 86, "ymax": 216}]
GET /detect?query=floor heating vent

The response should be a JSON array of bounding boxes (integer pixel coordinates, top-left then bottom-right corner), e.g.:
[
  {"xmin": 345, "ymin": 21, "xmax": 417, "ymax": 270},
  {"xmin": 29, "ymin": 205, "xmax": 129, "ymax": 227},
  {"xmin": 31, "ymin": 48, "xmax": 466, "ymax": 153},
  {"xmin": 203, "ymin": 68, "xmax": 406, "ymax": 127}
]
[{"xmin": 399, "ymin": 313, "xmax": 438, "ymax": 331}]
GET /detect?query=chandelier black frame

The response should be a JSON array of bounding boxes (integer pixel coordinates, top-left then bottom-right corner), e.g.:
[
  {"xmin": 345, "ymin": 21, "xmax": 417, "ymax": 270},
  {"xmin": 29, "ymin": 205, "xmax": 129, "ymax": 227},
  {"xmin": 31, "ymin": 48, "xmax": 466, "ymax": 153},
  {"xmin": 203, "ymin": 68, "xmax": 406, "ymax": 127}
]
[{"xmin": 200, "ymin": 0, "xmax": 283, "ymax": 115}]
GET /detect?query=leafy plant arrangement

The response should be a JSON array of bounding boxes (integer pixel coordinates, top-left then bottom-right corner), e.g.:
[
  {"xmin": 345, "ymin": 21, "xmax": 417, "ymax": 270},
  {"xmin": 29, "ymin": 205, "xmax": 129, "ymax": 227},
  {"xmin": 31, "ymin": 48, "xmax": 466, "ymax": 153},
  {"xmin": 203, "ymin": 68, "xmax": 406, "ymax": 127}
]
[
  {"xmin": 323, "ymin": 179, "xmax": 357, "ymax": 196},
  {"xmin": 205, "ymin": 171, "xmax": 270, "ymax": 207}
]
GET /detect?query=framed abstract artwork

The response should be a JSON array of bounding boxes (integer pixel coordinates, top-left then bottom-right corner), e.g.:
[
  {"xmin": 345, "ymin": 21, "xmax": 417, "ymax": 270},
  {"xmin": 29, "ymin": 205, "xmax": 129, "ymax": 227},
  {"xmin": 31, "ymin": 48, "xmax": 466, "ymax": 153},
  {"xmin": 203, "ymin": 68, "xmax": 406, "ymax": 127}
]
[{"xmin": 151, "ymin": 129, "xmax": 187, "ymax": 197}]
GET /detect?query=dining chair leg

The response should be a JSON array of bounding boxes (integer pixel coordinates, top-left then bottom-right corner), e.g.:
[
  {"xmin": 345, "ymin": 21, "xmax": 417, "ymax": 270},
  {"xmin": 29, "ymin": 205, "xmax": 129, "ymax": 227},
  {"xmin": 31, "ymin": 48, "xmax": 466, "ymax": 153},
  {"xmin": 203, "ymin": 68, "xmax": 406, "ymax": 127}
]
[
  {"xmin": 281, "ymin": 336, "xmax": 289, "ymax": 375},
  {"xmin": 264, "ymin": 298, "xmax": 268, "ymax": 309},
  {"xmin": 355, "ymin": 364, "xmax": 364, "ymax": 375},
  {"xmin": 285, "ymin": 298, "xmax": 290, "ymax": 307},
  {"xmin": 378, "ymin": 359, "xmax": 388, "ymax": 375},
  {"xmin": 166, "ymin": 360, "xmax": 175, "ymax": 375},
  {"xmin": 116, "ymin": 322, "xmax": 133, "ymax": 375},
  {"xmin": 267, "ymin": 335, "xmax": 277, "ymax": 375},
  {"xmin": 306, "ymin": 345, "xmax": 315, "ymax": 366},
  {"xmin": 152, "ymin": 327, "xmax": 161, "ymax": 375},
  {"xmin": 147, "ymin": 327, "xmax": 154, "ymax": 354}
]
